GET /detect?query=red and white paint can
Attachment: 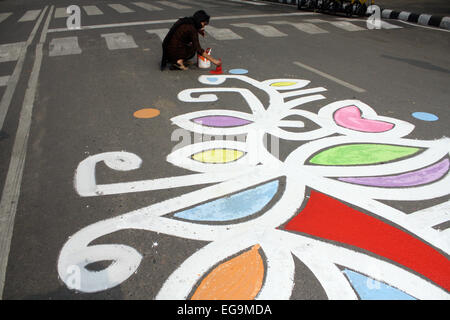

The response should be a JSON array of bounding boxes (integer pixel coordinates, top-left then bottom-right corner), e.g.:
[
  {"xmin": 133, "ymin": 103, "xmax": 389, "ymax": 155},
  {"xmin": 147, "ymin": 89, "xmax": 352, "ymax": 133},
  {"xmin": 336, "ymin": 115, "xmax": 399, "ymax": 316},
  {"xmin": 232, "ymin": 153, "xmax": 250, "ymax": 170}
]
[{"xmin": 198, "ymin": 48, "xmax": 211, "ymax": 68}]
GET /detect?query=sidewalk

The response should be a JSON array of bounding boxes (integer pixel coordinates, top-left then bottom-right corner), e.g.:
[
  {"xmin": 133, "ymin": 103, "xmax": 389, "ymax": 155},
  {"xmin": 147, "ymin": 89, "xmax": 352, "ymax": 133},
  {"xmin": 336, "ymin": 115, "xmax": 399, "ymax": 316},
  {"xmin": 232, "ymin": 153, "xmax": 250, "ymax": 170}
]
[{"xmin": 260, "ymin": 0, "xmax": 450, "ymax": 29}]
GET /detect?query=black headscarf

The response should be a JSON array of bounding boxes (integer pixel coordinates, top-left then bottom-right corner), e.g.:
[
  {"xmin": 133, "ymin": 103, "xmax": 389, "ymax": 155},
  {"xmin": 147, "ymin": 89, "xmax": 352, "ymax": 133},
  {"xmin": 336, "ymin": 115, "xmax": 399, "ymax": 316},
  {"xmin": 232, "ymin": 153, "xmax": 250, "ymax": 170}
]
[{"xmin": 161, "ymin": 10, "xmax": 210, "ymax": 70}]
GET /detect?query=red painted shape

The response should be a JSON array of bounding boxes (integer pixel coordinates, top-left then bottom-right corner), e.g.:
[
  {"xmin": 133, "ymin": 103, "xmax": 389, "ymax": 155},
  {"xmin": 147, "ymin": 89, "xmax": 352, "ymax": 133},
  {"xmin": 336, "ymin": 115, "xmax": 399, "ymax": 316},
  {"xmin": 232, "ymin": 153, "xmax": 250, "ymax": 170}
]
[
  {"xmin": 209, "ymin": 61, "xmax": 223, "ymax": 74},
  {"xmin": 284, "ymin": 191, "xmax": 450, "ymax": 291}
]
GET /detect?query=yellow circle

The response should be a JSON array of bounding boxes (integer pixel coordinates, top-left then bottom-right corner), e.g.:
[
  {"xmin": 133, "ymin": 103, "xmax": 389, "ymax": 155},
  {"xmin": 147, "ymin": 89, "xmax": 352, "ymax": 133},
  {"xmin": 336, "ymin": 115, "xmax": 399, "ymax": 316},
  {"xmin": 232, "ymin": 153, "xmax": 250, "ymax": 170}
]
[{"xmin": 133, "ymin": 108, "xmax": 160, "ymax": 119}]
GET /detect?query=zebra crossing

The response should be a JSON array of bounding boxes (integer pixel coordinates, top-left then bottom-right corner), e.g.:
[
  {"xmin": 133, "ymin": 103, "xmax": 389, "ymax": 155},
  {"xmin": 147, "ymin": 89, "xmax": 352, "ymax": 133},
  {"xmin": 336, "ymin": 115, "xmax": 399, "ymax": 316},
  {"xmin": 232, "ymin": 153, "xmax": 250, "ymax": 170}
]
[{"xmin": 45, "ymin": 17, "xmax": 403, "ymax": 57}]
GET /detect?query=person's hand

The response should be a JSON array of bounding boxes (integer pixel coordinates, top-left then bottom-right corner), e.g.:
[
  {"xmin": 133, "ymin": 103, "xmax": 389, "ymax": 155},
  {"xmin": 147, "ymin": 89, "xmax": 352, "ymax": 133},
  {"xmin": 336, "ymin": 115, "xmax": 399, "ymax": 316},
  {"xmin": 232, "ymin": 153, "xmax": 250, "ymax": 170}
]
[{"xmin": 212, "ymin": 58, "xmax": 222, "ymax": 66}]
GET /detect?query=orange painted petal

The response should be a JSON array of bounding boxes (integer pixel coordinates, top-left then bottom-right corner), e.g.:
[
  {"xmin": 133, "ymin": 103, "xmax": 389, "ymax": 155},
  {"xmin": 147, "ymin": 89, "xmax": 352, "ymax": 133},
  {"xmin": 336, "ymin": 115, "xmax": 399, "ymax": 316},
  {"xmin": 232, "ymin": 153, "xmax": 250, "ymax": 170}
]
[{"xmin": 191, "ymin": 245, "xmax": 264, "ymax": 300}]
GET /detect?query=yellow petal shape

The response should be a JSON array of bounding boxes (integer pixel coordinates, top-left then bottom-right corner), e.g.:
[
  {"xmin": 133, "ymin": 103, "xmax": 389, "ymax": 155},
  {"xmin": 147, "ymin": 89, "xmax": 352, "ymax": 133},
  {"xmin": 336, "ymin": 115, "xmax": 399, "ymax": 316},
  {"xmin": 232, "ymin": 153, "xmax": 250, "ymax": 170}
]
[
  {"xmin": 270, "ymin": 81, "xmax": 297, "ymax": 87},
  {"xmin": 191, "ymin": 245, "xmax": 264, "ymax": 300},
  {"xmin": 192, "ymin": 149, "xmax": 244, "ymax": 164}
]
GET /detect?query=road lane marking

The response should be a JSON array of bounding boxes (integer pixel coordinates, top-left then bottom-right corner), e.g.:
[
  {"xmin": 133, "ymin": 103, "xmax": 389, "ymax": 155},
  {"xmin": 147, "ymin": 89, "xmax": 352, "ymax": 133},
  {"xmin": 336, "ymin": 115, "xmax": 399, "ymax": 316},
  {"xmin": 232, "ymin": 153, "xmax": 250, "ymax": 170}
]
[
  {"xmin": 132, "ymin": 2, "xmax": 163, "ymax": 11},
  {"xmin": 18, "ymin": 10, "xmax": 41, "ymax": 22},
  {"xmin": 108, "ymin": 4, "xmax": 135, "ymax": 13},
  {"xmin": 0, "ymin": 42, "xmax": 26, "ymax": 62},
  {"xmin": 270, "ymin": 20, "xmax": 328, "ymax": 34},
  {"xmin": 157, "ymin": 1, "xmax": 191, "ymax": 9},
  {"xmin": 82, "ymin": 5, "xmax": 104, "ymax": 16},
  {"xmin": 0, "ymin": 13, "xmax": 12, "ymax": 24},
  {"xmin": 293, "ymin": 61, "xmax": 366, "ymax": 93},
  {"xmin": 206, "ymin": 25, "xmax": 243, "ymax": 40},
  {"xmin": 229, "ymin": 0, "xmax": 267, "ymax": 5},
  {"xmin": 54, "ymin": 7, "xmax": 69, "ymax": 18},
  {"xmin": 101, "ymin": 32, "xmax": 138, "ymax": 50},
  {"xmin": 146, "ymin": 28, "xmax": 169, "ymax": 41},
  {"xmin": 328, "ymin": 21, "xmax": 365, "ymax": 31},
  {"xmin": 0, "ymin": 7, "xmax": 48, "ymax": 131},
  {"xmin": 49, "ymin": 36, "xmax": 82, "ymax": 56},
  {"xmin": 0, "ymin": 76, "xmax": 9, "ymax": 87},
  {"xmin": 47, "ymin": 12, "xmax": 317, "ymax": 33},
  {"xmin": 231, "ymin": 23, "xmax": 287, "ymax": 37},
  {"xmin": 0, "ymin": 5, "xmax": 53, "ymax": 299}
]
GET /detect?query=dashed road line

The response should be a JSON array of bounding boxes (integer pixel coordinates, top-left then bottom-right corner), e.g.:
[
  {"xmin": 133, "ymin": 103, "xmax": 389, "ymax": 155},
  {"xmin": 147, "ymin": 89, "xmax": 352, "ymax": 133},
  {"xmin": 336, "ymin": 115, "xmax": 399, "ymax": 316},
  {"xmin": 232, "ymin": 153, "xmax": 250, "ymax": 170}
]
[
  {"xmin": 18, "ymin": 10, "xmax": 41, "ymax": 22},
  {"xmin": 108, "ymin": 4, "xmax": 135, "ymax": 14},
  {"xmin": 146, "ymin": 28, "xmax": 169, "ymax": 41},
  {"xmin": 49, "ymin": 36, "xmax": 82, "ymax": 56},
  {"xmin": 82, "ymin": 5, "xmax": 104, "ymax": 16},
  {"xmin": 0, "ymin": 12, "xmax": 12, "ymax": 24},
  {"xmin": 270, "ymin": 20, "xmax": 329, "ymax": 34},
  {"xmin": 101, "ymin": 32, "xmax": 139, "ymax": 50},
  {"xmin": 132, "ymin": 2, "xmax": 163, "ymax": 12},
  {"xmin": 231, "ymin": 22, "xmax": 287, "ymax": 37}
]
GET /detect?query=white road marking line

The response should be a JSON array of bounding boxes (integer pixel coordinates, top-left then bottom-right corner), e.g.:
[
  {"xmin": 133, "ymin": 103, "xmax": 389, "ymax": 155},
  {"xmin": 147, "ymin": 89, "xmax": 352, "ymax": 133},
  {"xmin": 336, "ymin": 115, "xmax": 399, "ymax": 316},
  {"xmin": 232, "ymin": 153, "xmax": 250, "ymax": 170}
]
[
  {"xmin": 231, "ymin": 23, "xmax": 287, "ymax": 37},
  {"xmin": 0, "ymin": 5, "xmax": 53, "ymax": 299},
  {"xmin": 0, "ymin": 76, "xmax": 10, "ymax": 87},
  {"xmin": 47, "ymin": 12, "xmax": 317, "ymax": 33},
  {"xmin": 49, "ymin": 36, "xmax": 82, "ymax": 56},
  {"xmin": 157, "ymin": 1, "xmax": 191, "ymax": 9},
  {"xmin": 108, "ymin": 4, "xmax": 135, "ymax": 13},
  {"xmin": 293, "ymin": 61, "xmax": 366, "ymax": 93},
  {"xmin": 18, "ymin": 10, "xmax": 41, "ymax": 22},
  {"xmin": 229, "ymin": 0, "xmax": 267, "ymax": 5},
  {"xmin": 205, "ymin": 25, "xmax": 243, "ymax": 40},
  {"xmin": 328, "ymin": 21, "xmax": 365, "ymax": 31},
  {"xmin": 0, "ymin": 13, "xmax": 12, "ymax": 24},
  {"xmin": 335, "ymin": 17, "xmax": 403, "ymax": 29},
  {"xmin": 0, "ymin": 42, "xmax": 26, "ymax": 63},
  {"xmin": 178, "ymin": 0, "xmax": 218, "ymax": 7},
  {"xmin": 101, "ymin": 33, "xmax": 138, "ymax": 50},
  {"xmin": 270, "ymin": 20, "xmax": 328, "ymax": 34},
  {"xmin": 132, "ymin": 2, "xmax": 163, "ymax": 11},
  {"xmin": 82, "ymin": 5, "xmax": 104, "ymax": 16},
  {"xmin": 54, "ymin": 7, "xmax": 69, "ymax": 18},
  {"xmin": 0, "ymin": 6, "xmax": 46, "ymax": 131},
  {"xmin": 146, "ymin": 28, "xmax": 169, "ymax": 41}
]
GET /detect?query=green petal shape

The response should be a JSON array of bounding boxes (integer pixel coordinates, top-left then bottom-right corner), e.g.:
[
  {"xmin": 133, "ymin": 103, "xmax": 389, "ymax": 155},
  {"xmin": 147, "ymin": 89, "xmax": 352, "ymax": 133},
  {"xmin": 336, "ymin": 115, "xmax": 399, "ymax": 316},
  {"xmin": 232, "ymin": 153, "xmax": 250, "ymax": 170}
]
[{"xmin": 309, "ymin": 144, "xmax": 421, "ymax": 166}]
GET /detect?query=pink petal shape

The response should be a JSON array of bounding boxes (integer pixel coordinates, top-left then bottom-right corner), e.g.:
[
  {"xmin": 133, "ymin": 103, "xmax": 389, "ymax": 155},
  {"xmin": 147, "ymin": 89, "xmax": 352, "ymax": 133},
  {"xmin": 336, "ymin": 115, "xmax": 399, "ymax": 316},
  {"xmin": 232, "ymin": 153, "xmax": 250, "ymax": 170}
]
[{"xmin": 334, "ymin": 106, "xmax": 394, "ymax": 133}]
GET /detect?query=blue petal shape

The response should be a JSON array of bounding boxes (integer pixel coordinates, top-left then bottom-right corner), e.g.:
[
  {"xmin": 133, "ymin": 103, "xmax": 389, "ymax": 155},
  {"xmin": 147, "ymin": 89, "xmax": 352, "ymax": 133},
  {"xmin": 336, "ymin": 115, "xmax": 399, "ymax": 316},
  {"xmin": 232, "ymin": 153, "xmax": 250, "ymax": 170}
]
[
  {"xmin": 343, "ymin": 269, "xmax": 416, "ymax": 300},
  {"xmin": 174, "ymin": 180, "xmax": 279, "ymax": 221}
]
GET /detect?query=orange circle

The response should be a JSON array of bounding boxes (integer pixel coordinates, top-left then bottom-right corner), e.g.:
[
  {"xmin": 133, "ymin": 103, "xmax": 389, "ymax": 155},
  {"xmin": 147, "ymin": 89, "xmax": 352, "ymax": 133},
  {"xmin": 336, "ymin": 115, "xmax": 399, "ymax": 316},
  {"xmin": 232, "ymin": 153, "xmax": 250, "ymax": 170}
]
[{"xmin": 133, "ymin": 108, "xmax": 160, "ymax": 119}]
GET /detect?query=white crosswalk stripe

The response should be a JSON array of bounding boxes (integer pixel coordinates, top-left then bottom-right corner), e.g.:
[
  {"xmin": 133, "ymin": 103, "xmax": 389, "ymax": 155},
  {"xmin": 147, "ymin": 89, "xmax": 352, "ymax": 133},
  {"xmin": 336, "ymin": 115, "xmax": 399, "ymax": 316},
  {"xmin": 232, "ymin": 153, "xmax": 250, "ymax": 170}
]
[
  {"xmin": 18, "ymin": 10, "xmax": 41, "ymax": 22},
  {"xmin": 305, "ymin": 18, "xmax": 366, "ymax": 31},
  {"xmin": 54, "ymin": 7, "xmax": 69, "ymax": 18},
  {"xmin": 0, "ymin": 76, "xmax": 10, "ymax": 87},
  {"xmin": 108, "ymin": 4, "xmax": 135, "ymax": 13},
  {"xmin": 328, "ymin": 21, "xmax": 366, "ymax": 31},
  {"xmin": 0, "ymin": 42, "xmax": 26, "ymax": 63},
  {"xmin": 101, "ymin": 33, "xmax": 139, "ymax": 50},
  {"xmin": 157, "ymin": 1, "xmax": 191, "ymax": 9},
  {"xmin": 270, "ymin": 20, "xmax": 329, "ymax": 34},
  {"xmin": 206, "ymin": 25, "xmax": 243, "ymax": 40},
  {"xmin": 229, "ymin": 0, "xmax": 267, "ymax": 5},
  {"xmin": 82, "ymin": 6, "xmax": 104, "ymax": 16},
  {"xmin": 49, "ymin": 37, "xmax": 82, "ymax": 56},
  {"xmin": 0, "ymin": 12, "xmax": 12, "ymax": 24},
  {"xmin": 132, "ymin": 2, "xmax": 163, "ymax": 11},
  {"xmin": 231, "ymin": 23, "xmax": 287, "ymax": 37},
  {"xmin": 146, "ymin": 29, "xmax": 169, "ymax": 41}
]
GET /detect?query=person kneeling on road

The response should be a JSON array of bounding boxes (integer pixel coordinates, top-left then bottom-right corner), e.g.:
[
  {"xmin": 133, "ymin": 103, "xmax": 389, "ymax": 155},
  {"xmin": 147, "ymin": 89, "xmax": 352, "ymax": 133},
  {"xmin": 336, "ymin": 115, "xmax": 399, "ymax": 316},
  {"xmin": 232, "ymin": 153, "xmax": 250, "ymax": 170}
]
[{"xmin": 160, "ymin": 10, "xmax": 221, "ymax": 71}]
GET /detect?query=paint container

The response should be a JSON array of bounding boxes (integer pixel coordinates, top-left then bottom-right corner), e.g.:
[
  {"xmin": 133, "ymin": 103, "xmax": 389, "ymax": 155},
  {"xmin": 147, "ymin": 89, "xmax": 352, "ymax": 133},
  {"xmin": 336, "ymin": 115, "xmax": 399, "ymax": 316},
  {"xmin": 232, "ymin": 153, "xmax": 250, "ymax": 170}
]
[{"xmin": 198, "ymin": 48, "xmax": 211, "ymax": 68}]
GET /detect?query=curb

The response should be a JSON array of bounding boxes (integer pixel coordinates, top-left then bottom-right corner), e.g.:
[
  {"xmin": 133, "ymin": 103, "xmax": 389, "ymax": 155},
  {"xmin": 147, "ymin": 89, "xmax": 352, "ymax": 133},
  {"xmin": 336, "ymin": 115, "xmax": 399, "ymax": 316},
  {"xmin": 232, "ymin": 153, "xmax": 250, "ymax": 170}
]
[
  {"xmin": 379, "ymin": 9, "xmax": 450, "ymax": 30},
  {"xmin": 257, "ymin": 0, "xmax": 450, "ymax": 30}
]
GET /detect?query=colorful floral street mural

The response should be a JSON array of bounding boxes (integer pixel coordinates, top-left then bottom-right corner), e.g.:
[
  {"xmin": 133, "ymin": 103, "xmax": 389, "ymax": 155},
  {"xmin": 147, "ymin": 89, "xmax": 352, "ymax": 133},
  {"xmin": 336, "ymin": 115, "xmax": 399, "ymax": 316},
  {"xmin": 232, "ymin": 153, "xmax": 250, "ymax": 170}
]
[{"xmin": 58, "ymin": 72, "xmax": 449, "ymax": 300}]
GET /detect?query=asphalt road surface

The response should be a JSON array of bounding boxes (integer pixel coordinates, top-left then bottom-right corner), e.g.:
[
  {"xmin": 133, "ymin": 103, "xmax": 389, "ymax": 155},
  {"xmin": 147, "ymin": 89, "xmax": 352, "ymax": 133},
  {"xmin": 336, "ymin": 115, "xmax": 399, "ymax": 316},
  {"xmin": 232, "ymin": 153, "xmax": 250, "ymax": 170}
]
[{"xmin": 0, "ymin": 0, "xmax": 449, "ymax": 302}]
